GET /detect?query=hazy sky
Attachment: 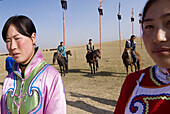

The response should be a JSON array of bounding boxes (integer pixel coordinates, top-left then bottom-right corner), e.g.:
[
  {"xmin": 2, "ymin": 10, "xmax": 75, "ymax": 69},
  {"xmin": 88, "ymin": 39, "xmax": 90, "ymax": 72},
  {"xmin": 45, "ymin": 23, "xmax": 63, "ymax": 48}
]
[{"xmin": 0, "ymin": 0, "xmax": 148, "ymax": 53}]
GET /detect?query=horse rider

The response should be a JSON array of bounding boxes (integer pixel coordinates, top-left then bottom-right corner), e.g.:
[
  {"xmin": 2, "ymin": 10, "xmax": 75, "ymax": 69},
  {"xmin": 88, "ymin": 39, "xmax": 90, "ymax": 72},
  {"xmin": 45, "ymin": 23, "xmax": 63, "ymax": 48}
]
[
  {"xmin": 125, "ymin": 35, "xmax": 137, "ymax": 64},
  {"xmin": 86, "ymin": 39, "xmax": 95, "ymax": 63},
  {"xmin": 57, "ymin": 42, "xmax": 68, "ymax": 72}
]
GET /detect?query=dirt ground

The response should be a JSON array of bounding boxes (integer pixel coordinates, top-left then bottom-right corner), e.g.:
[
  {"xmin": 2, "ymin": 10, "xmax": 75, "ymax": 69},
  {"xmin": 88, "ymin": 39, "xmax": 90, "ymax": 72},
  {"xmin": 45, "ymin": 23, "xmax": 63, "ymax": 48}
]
[{"xmin": 0, "ymin": 38, "xmax": 155, "ymax": 114}]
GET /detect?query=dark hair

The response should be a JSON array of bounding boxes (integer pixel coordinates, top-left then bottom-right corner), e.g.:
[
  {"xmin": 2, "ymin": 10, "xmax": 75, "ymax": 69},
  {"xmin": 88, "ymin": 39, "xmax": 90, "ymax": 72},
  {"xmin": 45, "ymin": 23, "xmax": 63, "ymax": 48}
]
[
  {"xmin": 2, "ymin": 15, "xmax": 36, "ymax": 42},
  {"xmin": 130, "ymin": 35, "xmax": 136, "ymax": 39},
  {"xmin": 60, "ymin": 42, "xmax": 63, "ymax": 44},
  {"xmin": 142, "ymin": 0, "xmax": 158, "ymax": 28},
  {"xmin": 89, "ymin": 39, "xmax": 92, "ymax": 42}
]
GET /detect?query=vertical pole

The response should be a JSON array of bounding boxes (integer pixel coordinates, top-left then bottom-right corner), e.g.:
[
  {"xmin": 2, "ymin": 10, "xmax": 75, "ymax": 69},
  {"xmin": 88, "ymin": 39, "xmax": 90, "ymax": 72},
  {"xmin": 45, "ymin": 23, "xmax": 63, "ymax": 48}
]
[
  {"xmin": 63, "ymin": 7, "xmax": 66, "ymax": 46},
  {"xmin": 99, "ymin": 14, "xmax": 102, "ymax": 57},
  {"xmin": 119, "ymin": 20, "xmax": 121, "ymax": 55},
  {"xmin": 140, "ymin": 23, "xmax": 142, "ymax": 49},
  {"xmin": 132, "ymin": 22, "xmax": 134, "ymax": 35},
  {"xmin": 131, "ymin": 8, "xmax": 134, "ymax": 35}
]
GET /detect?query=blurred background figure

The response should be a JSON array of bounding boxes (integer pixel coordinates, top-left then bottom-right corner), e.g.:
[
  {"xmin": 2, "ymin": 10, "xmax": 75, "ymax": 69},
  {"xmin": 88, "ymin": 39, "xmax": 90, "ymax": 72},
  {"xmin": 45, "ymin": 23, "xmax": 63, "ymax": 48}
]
[{"xmin": 5, "ymin": 54, "xmax": 15, "ymax": 74}]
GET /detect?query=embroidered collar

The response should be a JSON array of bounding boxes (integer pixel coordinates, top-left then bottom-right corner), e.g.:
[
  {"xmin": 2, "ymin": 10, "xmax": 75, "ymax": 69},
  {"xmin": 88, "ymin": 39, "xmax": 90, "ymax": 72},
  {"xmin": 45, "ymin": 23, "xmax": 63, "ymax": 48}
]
[{"xmin": 150, "ymin": 65, "xmax": 170, "ymax": 86}]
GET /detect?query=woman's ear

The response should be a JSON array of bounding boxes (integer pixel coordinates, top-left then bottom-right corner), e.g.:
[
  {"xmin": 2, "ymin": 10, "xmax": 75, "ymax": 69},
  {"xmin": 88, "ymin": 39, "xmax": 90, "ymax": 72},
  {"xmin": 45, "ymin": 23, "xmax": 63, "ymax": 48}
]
[{"xmin": 31, "ymin": 33, "xmax": 36, "ymax": 45}]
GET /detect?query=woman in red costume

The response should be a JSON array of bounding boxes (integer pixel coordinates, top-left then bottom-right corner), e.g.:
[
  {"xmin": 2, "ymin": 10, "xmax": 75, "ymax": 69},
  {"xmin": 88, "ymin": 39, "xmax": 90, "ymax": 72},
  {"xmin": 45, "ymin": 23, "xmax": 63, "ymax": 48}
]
[{"xmin": 115, "ymin": 0, "xmax": 170, "ymax": 113}]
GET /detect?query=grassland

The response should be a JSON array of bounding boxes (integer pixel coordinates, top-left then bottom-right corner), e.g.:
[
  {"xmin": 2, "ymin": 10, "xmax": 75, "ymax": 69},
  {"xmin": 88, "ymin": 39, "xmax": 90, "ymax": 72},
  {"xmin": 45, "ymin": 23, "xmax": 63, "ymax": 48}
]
[{"xmin": 0, "ymin": 38, "xmax": 155, "ymax": 114}]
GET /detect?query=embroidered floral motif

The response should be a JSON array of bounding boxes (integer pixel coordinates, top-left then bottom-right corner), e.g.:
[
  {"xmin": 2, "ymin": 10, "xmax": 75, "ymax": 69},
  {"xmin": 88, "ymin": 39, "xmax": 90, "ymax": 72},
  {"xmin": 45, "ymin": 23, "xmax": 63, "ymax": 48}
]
[
  {"xmin": 5, "ymin": 63, "xmax": 49, "ymax": 114},
  {"xmin": 129, "ymin": 93, "xmax": 170, "ymax": 114}
]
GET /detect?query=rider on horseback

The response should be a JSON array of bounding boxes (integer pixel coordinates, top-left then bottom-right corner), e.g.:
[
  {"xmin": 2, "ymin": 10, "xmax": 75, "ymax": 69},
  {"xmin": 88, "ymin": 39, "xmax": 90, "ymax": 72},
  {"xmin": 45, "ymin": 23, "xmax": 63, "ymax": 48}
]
[
  {"xmin": 57, "ymin": 42, "xmax": 68, "ymax": 72},
  {"xmin": 86, "ymin": 39, "xmax": 94, "ymax": 63},
  {"xmin": 125, "ymin": 35, "xmax": 137, "ymax": 64}
]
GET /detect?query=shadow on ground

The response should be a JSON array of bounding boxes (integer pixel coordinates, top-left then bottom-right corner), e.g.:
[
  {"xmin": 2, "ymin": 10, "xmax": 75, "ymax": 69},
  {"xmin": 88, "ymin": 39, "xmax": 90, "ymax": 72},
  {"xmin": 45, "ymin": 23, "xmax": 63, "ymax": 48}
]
[
  {"xmin": 67, "ymin": 100, "xmax": 114, "ymax": 114},
  {"xmin": 0, "ymin": 82, "xmax": 3, "ymax": 86},
  {"xmin": 68, "ymin": 69, "xmax": 126, "ymax": 78},
  {"xmin": 67, "ymin": 92, "xmax": 116, "ymax": 113},
  {"xmin": 70, "ymin": 92, "xmax": 117, "ymax": 107}
]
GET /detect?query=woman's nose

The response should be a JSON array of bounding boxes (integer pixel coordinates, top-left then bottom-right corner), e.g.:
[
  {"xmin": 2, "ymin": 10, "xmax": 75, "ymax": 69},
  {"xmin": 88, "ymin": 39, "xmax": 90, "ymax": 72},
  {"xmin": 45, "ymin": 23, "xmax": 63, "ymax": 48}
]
[
  {"xmin": 154, "ymin": 28, "xmax": 167, "ymax": 43},
  {"xmin": 11, "ymin": 39, "xmax": 17, "ymax": 50}
]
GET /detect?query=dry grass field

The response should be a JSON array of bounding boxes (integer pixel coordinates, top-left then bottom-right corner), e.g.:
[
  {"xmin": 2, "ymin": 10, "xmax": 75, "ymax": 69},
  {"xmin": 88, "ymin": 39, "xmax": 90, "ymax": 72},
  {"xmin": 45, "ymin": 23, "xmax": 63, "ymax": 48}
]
[{"xmin": 0, "ymin": 38, "xmax": 155, "ymax": 114}]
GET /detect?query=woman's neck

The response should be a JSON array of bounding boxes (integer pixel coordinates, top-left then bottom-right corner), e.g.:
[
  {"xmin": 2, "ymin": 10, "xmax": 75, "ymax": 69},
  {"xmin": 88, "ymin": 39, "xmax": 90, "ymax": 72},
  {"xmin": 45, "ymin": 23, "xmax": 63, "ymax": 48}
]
[
  {"xmin": 19, "ymin": 47, "xmax": 36, "ymax": 74},
  {"xmin": 19, "ymin": 63, "xmax": 29, "ymax": 75}
]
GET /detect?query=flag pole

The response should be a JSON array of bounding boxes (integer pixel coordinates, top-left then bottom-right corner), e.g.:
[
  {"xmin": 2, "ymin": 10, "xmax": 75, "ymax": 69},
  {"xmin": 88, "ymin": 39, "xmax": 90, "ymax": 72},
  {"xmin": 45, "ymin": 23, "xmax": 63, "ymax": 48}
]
[
  {"xmin": 61, "ymin": 0, "xmax": 67, "ymax": 46},
  {"xmin": 139, "ymin": 13, "xmax": 142, "ymax": 49},
  {"xmin": 117, "ymin": 2, "xmax": 122, "ymax": 55},
  {"xmin": 131, "ymin": 8, "xmax": 134, "ymax": 35},
  {"xmin": 98, "ymin": 0, "xmax": 103, "ymax": 57}
]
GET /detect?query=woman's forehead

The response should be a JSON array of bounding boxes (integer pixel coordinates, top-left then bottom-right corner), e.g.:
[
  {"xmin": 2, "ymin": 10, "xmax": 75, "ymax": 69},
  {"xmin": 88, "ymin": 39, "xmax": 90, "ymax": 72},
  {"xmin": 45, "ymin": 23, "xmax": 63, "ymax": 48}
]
[
  {"xmin": 144, "ymin": 0, "xmax": 170, "ymax": 19},
  {"xmin": 6, "ymin": 25, "xmax": 19, "ymax": 38}
]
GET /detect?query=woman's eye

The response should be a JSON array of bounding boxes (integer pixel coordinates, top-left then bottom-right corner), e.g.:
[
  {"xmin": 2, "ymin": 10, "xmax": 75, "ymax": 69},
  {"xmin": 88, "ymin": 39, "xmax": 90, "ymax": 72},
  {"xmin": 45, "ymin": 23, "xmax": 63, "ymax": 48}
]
[
  {"xmin": 6, "ymin": 39, "xmax": 11, "ymax": 43},
  {"xmin": 144, "ymin": 25, "xmax": 154, "ymax": 29},
  {"xmin": 166, "ymin": 21, "xmax": 170, "ymax": 25},
  {"xmin": 6, "ymin": 40, "xmax": 10, "ymax": 43},
  {"xmin": 15, "ymin": 38, "xmax": 20, "ymax": 40}
]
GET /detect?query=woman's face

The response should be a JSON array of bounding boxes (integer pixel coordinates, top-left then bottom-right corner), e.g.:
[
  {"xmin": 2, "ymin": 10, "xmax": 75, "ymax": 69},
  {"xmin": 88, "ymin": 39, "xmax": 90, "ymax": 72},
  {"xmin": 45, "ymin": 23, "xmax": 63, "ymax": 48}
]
[
  {"xmin": 143, "ymin": 0, "xmax": 170, "ymax": 68},
  {"xmin": 6, "ymin": 25, "xmax": 36, "ymax": 65}
]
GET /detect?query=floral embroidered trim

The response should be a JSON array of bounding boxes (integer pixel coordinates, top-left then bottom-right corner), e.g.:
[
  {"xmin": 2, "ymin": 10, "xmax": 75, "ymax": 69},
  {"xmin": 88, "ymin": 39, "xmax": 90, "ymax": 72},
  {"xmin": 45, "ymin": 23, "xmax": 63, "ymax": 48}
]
[
  {"xmin": 29, "ymin": 64, "xmax": 50, "ymax": 113},
  {"xmin": 130, "ymin": 93, "xmax": 170, "ymax": 114},
  {"xmin": 4, "ymin": 73, "xmax": 16, "ymax": 114}
]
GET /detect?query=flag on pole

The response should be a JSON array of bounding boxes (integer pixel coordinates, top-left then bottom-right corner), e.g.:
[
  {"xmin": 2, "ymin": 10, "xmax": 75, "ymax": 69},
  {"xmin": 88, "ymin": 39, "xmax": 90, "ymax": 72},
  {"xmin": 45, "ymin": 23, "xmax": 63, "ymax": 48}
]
[
  {"xmin": 61, "ymin": 0, "xmax": 67, "ymax": 10},
  {"xmin": 117, "ymin": 2, "xmax": 121, "ymax": 20},
  {"xmin": 131, "ymin": 8, "xmax": 134, "ymax": 22},
  {"xmin": 98, "ymin": 6, "xmax": 103, "ymax": 15}
]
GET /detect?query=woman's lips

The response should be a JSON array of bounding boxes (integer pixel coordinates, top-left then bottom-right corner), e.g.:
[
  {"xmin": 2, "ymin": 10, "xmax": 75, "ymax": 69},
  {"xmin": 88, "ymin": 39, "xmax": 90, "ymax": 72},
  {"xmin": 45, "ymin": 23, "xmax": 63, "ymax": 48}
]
[
  {"xmin": 152, "ymin": 48, "xmax": 170, "ymax": 55},
  {"xmin": 13, "ymin": 53, "xmax": 20, "ymax": 58}
]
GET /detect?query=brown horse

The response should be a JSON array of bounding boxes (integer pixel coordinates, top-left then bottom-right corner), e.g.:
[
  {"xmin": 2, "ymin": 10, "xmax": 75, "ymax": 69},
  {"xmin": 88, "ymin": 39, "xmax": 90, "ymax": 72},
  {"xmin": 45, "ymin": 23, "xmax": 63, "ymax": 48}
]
[
  {"xmin": 122, "ymin": 48, "xmax": 141, "ymax": 74},
  {"xmin": 86, "ymin": 49, "xmax": 101, "ymax": 74},
  {"xmin": 53, "ymin": 50, "xmax": 72, "ymax": 76}
]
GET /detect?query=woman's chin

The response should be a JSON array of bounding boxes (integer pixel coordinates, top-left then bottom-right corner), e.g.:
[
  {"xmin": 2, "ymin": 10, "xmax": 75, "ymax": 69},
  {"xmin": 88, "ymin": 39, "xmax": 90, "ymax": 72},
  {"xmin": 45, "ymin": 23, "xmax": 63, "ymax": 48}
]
[{"xmin": 156, "ymin": 61, "xmax": 170, "ymax": 69}]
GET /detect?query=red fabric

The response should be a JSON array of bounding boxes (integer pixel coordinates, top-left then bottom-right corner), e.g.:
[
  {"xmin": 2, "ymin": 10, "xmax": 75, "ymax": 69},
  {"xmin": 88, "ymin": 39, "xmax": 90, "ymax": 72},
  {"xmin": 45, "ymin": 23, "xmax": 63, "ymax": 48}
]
[{"xmin": 114, "ymin": 66, "xmax": 158, "ymax": 114}]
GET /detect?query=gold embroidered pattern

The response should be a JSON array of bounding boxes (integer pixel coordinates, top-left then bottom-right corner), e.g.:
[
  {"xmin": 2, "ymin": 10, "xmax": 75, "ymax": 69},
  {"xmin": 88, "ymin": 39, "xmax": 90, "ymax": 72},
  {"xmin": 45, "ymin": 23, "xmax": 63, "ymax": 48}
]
[
  {"xmin": 143, "ymin": 96, "xmax": 170, "ymax": 114},
  {"xmin": 150, "ymin": 66, "xmax": 161, "ymax": 86}
]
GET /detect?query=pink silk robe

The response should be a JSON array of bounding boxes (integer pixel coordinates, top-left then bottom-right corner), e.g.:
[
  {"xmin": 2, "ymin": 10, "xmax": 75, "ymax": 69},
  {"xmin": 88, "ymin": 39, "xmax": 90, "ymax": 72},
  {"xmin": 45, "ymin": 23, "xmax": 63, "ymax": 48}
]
[{"xmin": 1, "ymin": 48, "xmax": 66, "ymax": 114}]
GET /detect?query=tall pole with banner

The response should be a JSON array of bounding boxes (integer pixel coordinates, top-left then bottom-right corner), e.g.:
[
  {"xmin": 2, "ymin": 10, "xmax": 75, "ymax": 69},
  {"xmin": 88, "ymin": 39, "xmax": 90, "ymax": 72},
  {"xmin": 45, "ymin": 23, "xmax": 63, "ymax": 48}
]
[
  {"xmin": 117, "ymin": 2, "xmax": 122, "ymax": 55},
  {"xmin": 98, "ymin": 0, "xmax": 103, "ymax": 57},
  {"xmin": 61, "ymin": 0, "xmax": 67, "ymax": 46},
  {"xmin": 139, "ymin": 13, "xmax": 142, "ymax": 49},
  {"xmin": 131, "ymin": 8, "xmax": 134, "ymax": 35}
]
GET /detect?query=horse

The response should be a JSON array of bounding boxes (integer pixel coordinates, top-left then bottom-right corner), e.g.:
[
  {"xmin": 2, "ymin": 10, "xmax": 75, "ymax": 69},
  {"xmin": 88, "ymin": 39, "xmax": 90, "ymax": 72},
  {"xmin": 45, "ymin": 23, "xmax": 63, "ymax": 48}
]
[
  {"xmin": 53, "ymin": 50, "xmax": 72, "ymax": 76},
  {"xmin": 122, "ymin": 48, "xmax": 141, "ymax": 74},
  {"xmin": 86, "ymin": 49, "xmax": 101, "ymax": 74}
]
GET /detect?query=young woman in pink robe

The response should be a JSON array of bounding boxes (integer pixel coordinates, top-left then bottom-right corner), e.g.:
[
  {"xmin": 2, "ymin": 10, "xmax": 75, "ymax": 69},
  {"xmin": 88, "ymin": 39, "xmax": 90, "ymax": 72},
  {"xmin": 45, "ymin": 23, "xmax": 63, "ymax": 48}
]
[{"xmin": 1, "ymin": 15, "xmax": 66, "ymax": 114}]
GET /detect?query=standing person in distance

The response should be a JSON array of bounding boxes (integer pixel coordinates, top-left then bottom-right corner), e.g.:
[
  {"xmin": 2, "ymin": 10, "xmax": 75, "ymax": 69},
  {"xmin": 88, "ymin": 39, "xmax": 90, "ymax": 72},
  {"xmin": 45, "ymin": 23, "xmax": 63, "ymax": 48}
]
[{"xmin": 5, "ymin": 54, "xmax": 15, "ymax": 74}]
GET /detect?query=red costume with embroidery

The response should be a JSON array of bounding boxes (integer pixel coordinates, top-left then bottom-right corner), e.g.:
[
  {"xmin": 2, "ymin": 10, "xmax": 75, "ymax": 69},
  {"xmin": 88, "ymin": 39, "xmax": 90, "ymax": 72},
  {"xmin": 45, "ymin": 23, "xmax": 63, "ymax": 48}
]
[{"xmin": 115, "ymin": 66, "xmax": 170, "ymax": 114}]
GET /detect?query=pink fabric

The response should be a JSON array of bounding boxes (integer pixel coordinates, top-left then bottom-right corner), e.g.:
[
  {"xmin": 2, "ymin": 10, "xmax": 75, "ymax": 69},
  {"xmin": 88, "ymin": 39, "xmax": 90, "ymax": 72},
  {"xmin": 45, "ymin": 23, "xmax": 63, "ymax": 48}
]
[{"xmin": 0, "ymin": 48, "xmax": 66, "ymax": 114}]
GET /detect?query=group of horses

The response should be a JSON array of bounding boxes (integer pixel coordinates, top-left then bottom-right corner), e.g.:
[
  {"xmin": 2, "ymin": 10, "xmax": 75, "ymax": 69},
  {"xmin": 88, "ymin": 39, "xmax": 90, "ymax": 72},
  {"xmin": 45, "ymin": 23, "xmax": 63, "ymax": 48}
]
[
  {"xmin": 52, "ymin": 49, "xmax": 101, "ymax": 76},
  {"xmin": 52, "ymin": 47, "xmax": 141, "ymax": 76}
]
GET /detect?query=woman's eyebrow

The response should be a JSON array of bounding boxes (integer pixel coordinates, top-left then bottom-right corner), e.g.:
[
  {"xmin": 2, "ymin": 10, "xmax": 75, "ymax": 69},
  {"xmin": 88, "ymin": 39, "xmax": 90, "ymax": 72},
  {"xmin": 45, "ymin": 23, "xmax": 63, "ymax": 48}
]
[
  {"xmin": 6, "ymin": 34, "xmax": 20, "ymax": 39},
  {"xmin": 161, "ymin": 13, "xmax": 170, "ymax": 18},
  {"xmin": 143, "ymin": 18, "xmax": 153, "ymax": 23}
]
